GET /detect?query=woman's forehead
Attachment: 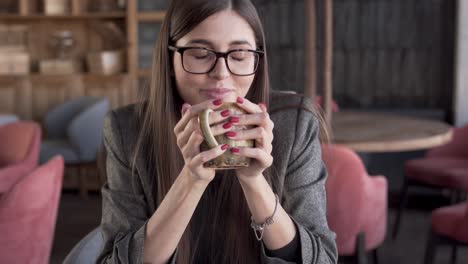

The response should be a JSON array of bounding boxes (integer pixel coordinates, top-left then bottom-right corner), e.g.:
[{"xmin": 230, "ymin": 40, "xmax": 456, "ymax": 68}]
[{"xmin": 176, "ymin": 10, "xmax": 256, "ymax": 49}]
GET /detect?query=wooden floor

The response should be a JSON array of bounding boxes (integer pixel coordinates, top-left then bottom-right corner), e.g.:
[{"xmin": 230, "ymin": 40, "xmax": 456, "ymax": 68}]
[{"xmin": 50, "ymin": 192, "xmax": 468, "ymax": 264}]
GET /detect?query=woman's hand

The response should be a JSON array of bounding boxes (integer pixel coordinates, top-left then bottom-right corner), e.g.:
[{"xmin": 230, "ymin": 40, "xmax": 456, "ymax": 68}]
[
  {"xmin": 229, "ymin": 97, "xmax": 274, "ymax": 183},
  {"xmin": 173, "ymin": 99, "xmax": 232, "ymax": 183}
]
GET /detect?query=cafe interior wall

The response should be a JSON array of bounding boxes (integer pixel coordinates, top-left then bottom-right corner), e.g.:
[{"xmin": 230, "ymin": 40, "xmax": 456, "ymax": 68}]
[
  {"xmin": 253, "ymin": 0, "xmax": 456, "ymax": 121},
  {"xmin": 97, "ymin": 0, "xmax": 458, "ymax": 120},
  {"xmin": 126, "ymin": 0, "xmax": 461, "ymax": 193},
  {"xmin": 454, "ymin": 0, "xmax": 468, "ymax": 127}
]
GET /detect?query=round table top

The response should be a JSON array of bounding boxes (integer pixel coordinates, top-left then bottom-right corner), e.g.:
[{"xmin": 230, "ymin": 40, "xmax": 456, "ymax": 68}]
[{"xmin": 331, "ymin": 111, "xmax": 453, "ymax": 153}]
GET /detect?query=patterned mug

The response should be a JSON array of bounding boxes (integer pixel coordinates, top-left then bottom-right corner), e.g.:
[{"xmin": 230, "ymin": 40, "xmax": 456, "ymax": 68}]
[{"xmin": 198, "ymin": 102, "xmax": 255, "ymax": 169}]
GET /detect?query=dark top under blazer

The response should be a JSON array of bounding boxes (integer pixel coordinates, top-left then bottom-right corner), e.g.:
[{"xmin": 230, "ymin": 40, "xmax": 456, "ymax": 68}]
[{"xmin": 97, "ymin": 91, "xmax": 338, "ymax": 263}]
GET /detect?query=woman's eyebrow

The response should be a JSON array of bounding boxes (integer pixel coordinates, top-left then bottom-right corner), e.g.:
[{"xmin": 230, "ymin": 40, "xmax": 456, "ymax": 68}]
[
  {"xmin": 229, "ymin": 40, "xmax": 253, "ymax": 47},
  {"xmin": 186, "ymin": 39, "xmax": 253, "ymax": 47},
  {"xmin": 186, "ymin": 39, "xmax": 212, "ymax": 46}
]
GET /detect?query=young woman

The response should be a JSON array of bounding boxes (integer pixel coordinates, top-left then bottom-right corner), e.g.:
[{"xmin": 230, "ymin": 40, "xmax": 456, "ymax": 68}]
[{"xmin": 98, "ymin": 0, "xmax": 337, "ymax": 263}]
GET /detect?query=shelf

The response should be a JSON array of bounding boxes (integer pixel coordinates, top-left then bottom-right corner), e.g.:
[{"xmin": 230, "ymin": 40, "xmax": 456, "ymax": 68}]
[
  {"xmin": 0, "ymin": 73, "xmax": 129, "ymax": 78},
  {"xmin": 0, "ymin": 12, "xmax": 127, "ymax": 20},
  {"xmin": 137, "ymin": 11, "xmax": 165, "ymax": 22},
  {"xmin": 138, "ymin": 68, "xmax": 151, "ymax": 77}
]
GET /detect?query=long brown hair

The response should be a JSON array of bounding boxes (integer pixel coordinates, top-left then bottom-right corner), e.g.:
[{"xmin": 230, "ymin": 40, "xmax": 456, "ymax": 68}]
[{"xmin": 131, "ymin": 0, "xmax": 280, "ymax": 263}]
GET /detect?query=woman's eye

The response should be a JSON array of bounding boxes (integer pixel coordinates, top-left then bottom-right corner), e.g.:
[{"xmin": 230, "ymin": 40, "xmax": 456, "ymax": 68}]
[
  {"xmin": 231, "ymin": 56, "xmax": 245, "ymax": 61},
  {"xmin": 230, "ymin": 51, "xmax": 249, "ymax": 61},
  {"xmin": 193, "ymin": 55, "xmax": 209, "ymax": 59},
  {"xmin": 187, "ymin": 49, "xmax": 211, "ymax": 60}
]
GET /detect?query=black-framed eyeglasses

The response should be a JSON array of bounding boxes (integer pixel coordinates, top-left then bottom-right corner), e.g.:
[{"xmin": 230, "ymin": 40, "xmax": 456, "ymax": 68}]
[{"xmin": 168, "ymin": 46, "xmax": 264, "ymax": 76}]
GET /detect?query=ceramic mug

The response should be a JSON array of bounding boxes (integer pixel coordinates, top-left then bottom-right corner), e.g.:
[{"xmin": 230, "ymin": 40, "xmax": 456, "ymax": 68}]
[{"xmin": 198, "ymin": 102, "xmax": 255, "ymax": 169}]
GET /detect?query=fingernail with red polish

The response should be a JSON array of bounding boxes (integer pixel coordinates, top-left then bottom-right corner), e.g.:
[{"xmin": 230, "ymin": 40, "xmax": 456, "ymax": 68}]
[
  {"xmin": 223, "ymin": 122, "xmax": 232, "ymax": 129},
  {"xmin": 259, "ymin": 102, "xmax": 266, "ymax": 108},
  {"xmin": 213, "ymin": 99, "xmax": 223, "ymax": 106},
  {"xmin": 231, "ymin": 147, "xmax": 240, "ymax": 154},
  {"xmin": 221, "ymin": 144, "xmax": 229, "ymax": 150},
  {"xmin": 221, "ymin": 109, "xmax": 231, "ymax": 117},
  {"xmin": 226, "ymin": 131, "xmax": 236, "ymax": 138},
  {"xmin": 230, "ymin": 116, "xmax": 240, "ymax": 123},
  {"xmin": 236, "ymin": 97, "xmax": 244, "ymax": 104}
]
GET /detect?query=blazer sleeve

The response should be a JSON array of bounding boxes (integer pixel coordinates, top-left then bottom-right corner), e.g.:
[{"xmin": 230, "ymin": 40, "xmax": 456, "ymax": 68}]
[
  {"xmin": 97, "ymin": 111, "xmax": 150, "ymax": 264},
  {"xmin": 263, "ymin": 98, "xmax": 338, "ymax": 264}
]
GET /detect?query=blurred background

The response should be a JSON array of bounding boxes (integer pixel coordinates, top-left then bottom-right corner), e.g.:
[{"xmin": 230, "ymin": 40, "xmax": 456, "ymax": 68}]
[{"xmin": 0, "ymin": 0, "xmax": 467, "ymax": 263}]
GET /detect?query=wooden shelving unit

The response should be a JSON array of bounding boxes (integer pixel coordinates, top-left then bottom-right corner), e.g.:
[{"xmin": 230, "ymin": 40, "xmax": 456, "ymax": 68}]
[
  {"xmin": 0, "ymin": 0, "xmax": 166, "ymax": 121},
  {"xmin": 128, "ymin": 1, "xmax": 166, "ymax": 85},
  {"xmin": 138, "ymin": 68, "xmax": 152, "ymax": 77},
  {"xmin": 137, "ymin": 11, "xmax": 166, "ymax": 22},
  {"xmin": 0, "ymin": 0, "xmax": 166, "ymax": 192},
  {"xmin": 0, "ymin": 13, "xmax": 127, "ymax": 20}
]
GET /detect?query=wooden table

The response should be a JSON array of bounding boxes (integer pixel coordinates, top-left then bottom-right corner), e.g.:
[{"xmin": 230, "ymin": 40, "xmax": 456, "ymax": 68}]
[{"xmin": 332, "ymin": 111, "xmax": 453, "ymax": 153}]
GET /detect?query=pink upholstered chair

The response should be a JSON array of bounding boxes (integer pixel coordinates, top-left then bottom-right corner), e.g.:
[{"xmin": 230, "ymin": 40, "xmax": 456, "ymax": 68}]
[
  {"xmin": 393, "ymin": 125, "xmax": 468, "ymax": 238},
  {"xmin": 0, "ymin": 121, "xmax": 41, "ymax": 193},
  {"xmin": 424, "ymin": 202, "xmax": 468, "ymax": 264},
  {"xmin": 0, "ymin": 156, "xmax": 64, "ymax": 264},
  {"xmin": 322, "ymin": 144, "xmax": 388, "ymax": 264}
]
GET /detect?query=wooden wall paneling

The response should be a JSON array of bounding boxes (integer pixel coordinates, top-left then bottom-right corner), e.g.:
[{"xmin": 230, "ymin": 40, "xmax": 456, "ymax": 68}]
[
  {"xmin": 30, "ymin": 75, "xmax": 84, "ymax": 122},
  {"xmin": 332, "ymin": 49, "xmax": 345, "ymax": 101},
  {"xmin": 278, "ymin": 0, "xmax": 290, "ymax": 47},
  {"xmin": 375, "ymin": 50, "xmax": 391, "ymax": 106},
  {"xmin": 412, "ymin": 51, "xmax": 426, "ymax": 106},
  {"xmin": 400, "ymin": 0, "xmax": 416, "ymax": 49},
  {"xmin": 293, "ymin": 48, "xmax": 304, "ymax": 92},
  {"xmin": 333, "ymin": 0, "xmax": 345, "ymax": 48},
  {"xmin": 398, "ymin": 51, "xmax": 410, "ymax": 106},
  {"xmin": 360, "ymin": 50, "xmax": 377, "ymax": 106},
  {"xmin": 346, "ymin": 50, "xmax": 362, "ymax": 106},
  {"xmin": 83, "ymin": 74, "xmax": 131, "ymax": 109},
  {"xmin": 431, "ymin": 47, "xmax": 443, "ymax": 108},
  {"xmin": 359, "ymin": 0, "xmax": 377, "ymax": 49},
  {"xmin": 375, "ymin": 0, "xmax": 389, "ymax": 48},
  {"xmin": 292, "ymin": 0, "xmax": 304, "ymax": 48},
  {"xmin": 343, "ymin": 0, "xmax": 359, "ymax": 50},
  {"xmin": 0, "ymin": 77, "xmax": 32, "ymax": 119},
  {"xmin": 388, "ymin": 50, "xmax": 402, "ymax": 106}
]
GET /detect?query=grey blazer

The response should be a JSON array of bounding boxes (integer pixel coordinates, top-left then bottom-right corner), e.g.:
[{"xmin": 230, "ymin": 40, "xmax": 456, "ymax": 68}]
[{"xmin": 97, "ymin": 91, "xmax": 338, "ymax": 264}]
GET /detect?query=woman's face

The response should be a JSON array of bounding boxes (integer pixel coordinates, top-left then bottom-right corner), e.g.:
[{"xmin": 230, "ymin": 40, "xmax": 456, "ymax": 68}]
[{"xmin": 173, "ymin": 10, "xmax": 257, "ymax": 105}]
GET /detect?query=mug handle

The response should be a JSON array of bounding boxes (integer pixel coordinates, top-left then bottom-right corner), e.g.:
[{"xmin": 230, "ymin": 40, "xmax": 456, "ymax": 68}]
[{"xmin": 198, "ymin": 109, "xmax": 219, "ymax": 148}]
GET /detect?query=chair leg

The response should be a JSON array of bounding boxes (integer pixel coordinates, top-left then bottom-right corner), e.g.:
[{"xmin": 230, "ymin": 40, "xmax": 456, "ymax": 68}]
[
  {"xmin": 393, "ymin": 177, "xmax": 410, "ymax": 239},
  {"xmin": 371, "ymin": 249, "xmax": 379, "ymax": 264},
  {"xmin": 423, "ymin": 230, "xmax": 438, "ymax": 264},
  {"xmin": 450, "ymin": 244, "xmax": 457, "ymax": 264},
  {"xmin": 79, "ymin": 165, "xmax": 88, "ymax": 198},
  {"xmin": 356, "ymin": 232, "xmax": 367, "ymax": 264}
]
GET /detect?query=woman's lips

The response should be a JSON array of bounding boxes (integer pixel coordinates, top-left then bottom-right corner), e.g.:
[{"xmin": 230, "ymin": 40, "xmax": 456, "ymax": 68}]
[{"xmin": 201, "ymin": 89, "xmax": 233, "ymax": 99}]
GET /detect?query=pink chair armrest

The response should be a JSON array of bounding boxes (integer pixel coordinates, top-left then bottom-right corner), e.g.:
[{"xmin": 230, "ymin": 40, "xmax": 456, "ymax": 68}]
[
  {"xmin": 360, "ymin": 175, "xmax": 388, "ymax": 249},
  {"xmin": 0, "ymin": 163, "xmax": 31, "ymax": 193}
]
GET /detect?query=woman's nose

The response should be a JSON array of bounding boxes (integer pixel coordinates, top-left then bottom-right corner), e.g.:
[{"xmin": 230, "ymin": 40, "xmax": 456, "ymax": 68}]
[{"xmin": 209, "ymin": 58, "xmax": 230, "ymax": 79}]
